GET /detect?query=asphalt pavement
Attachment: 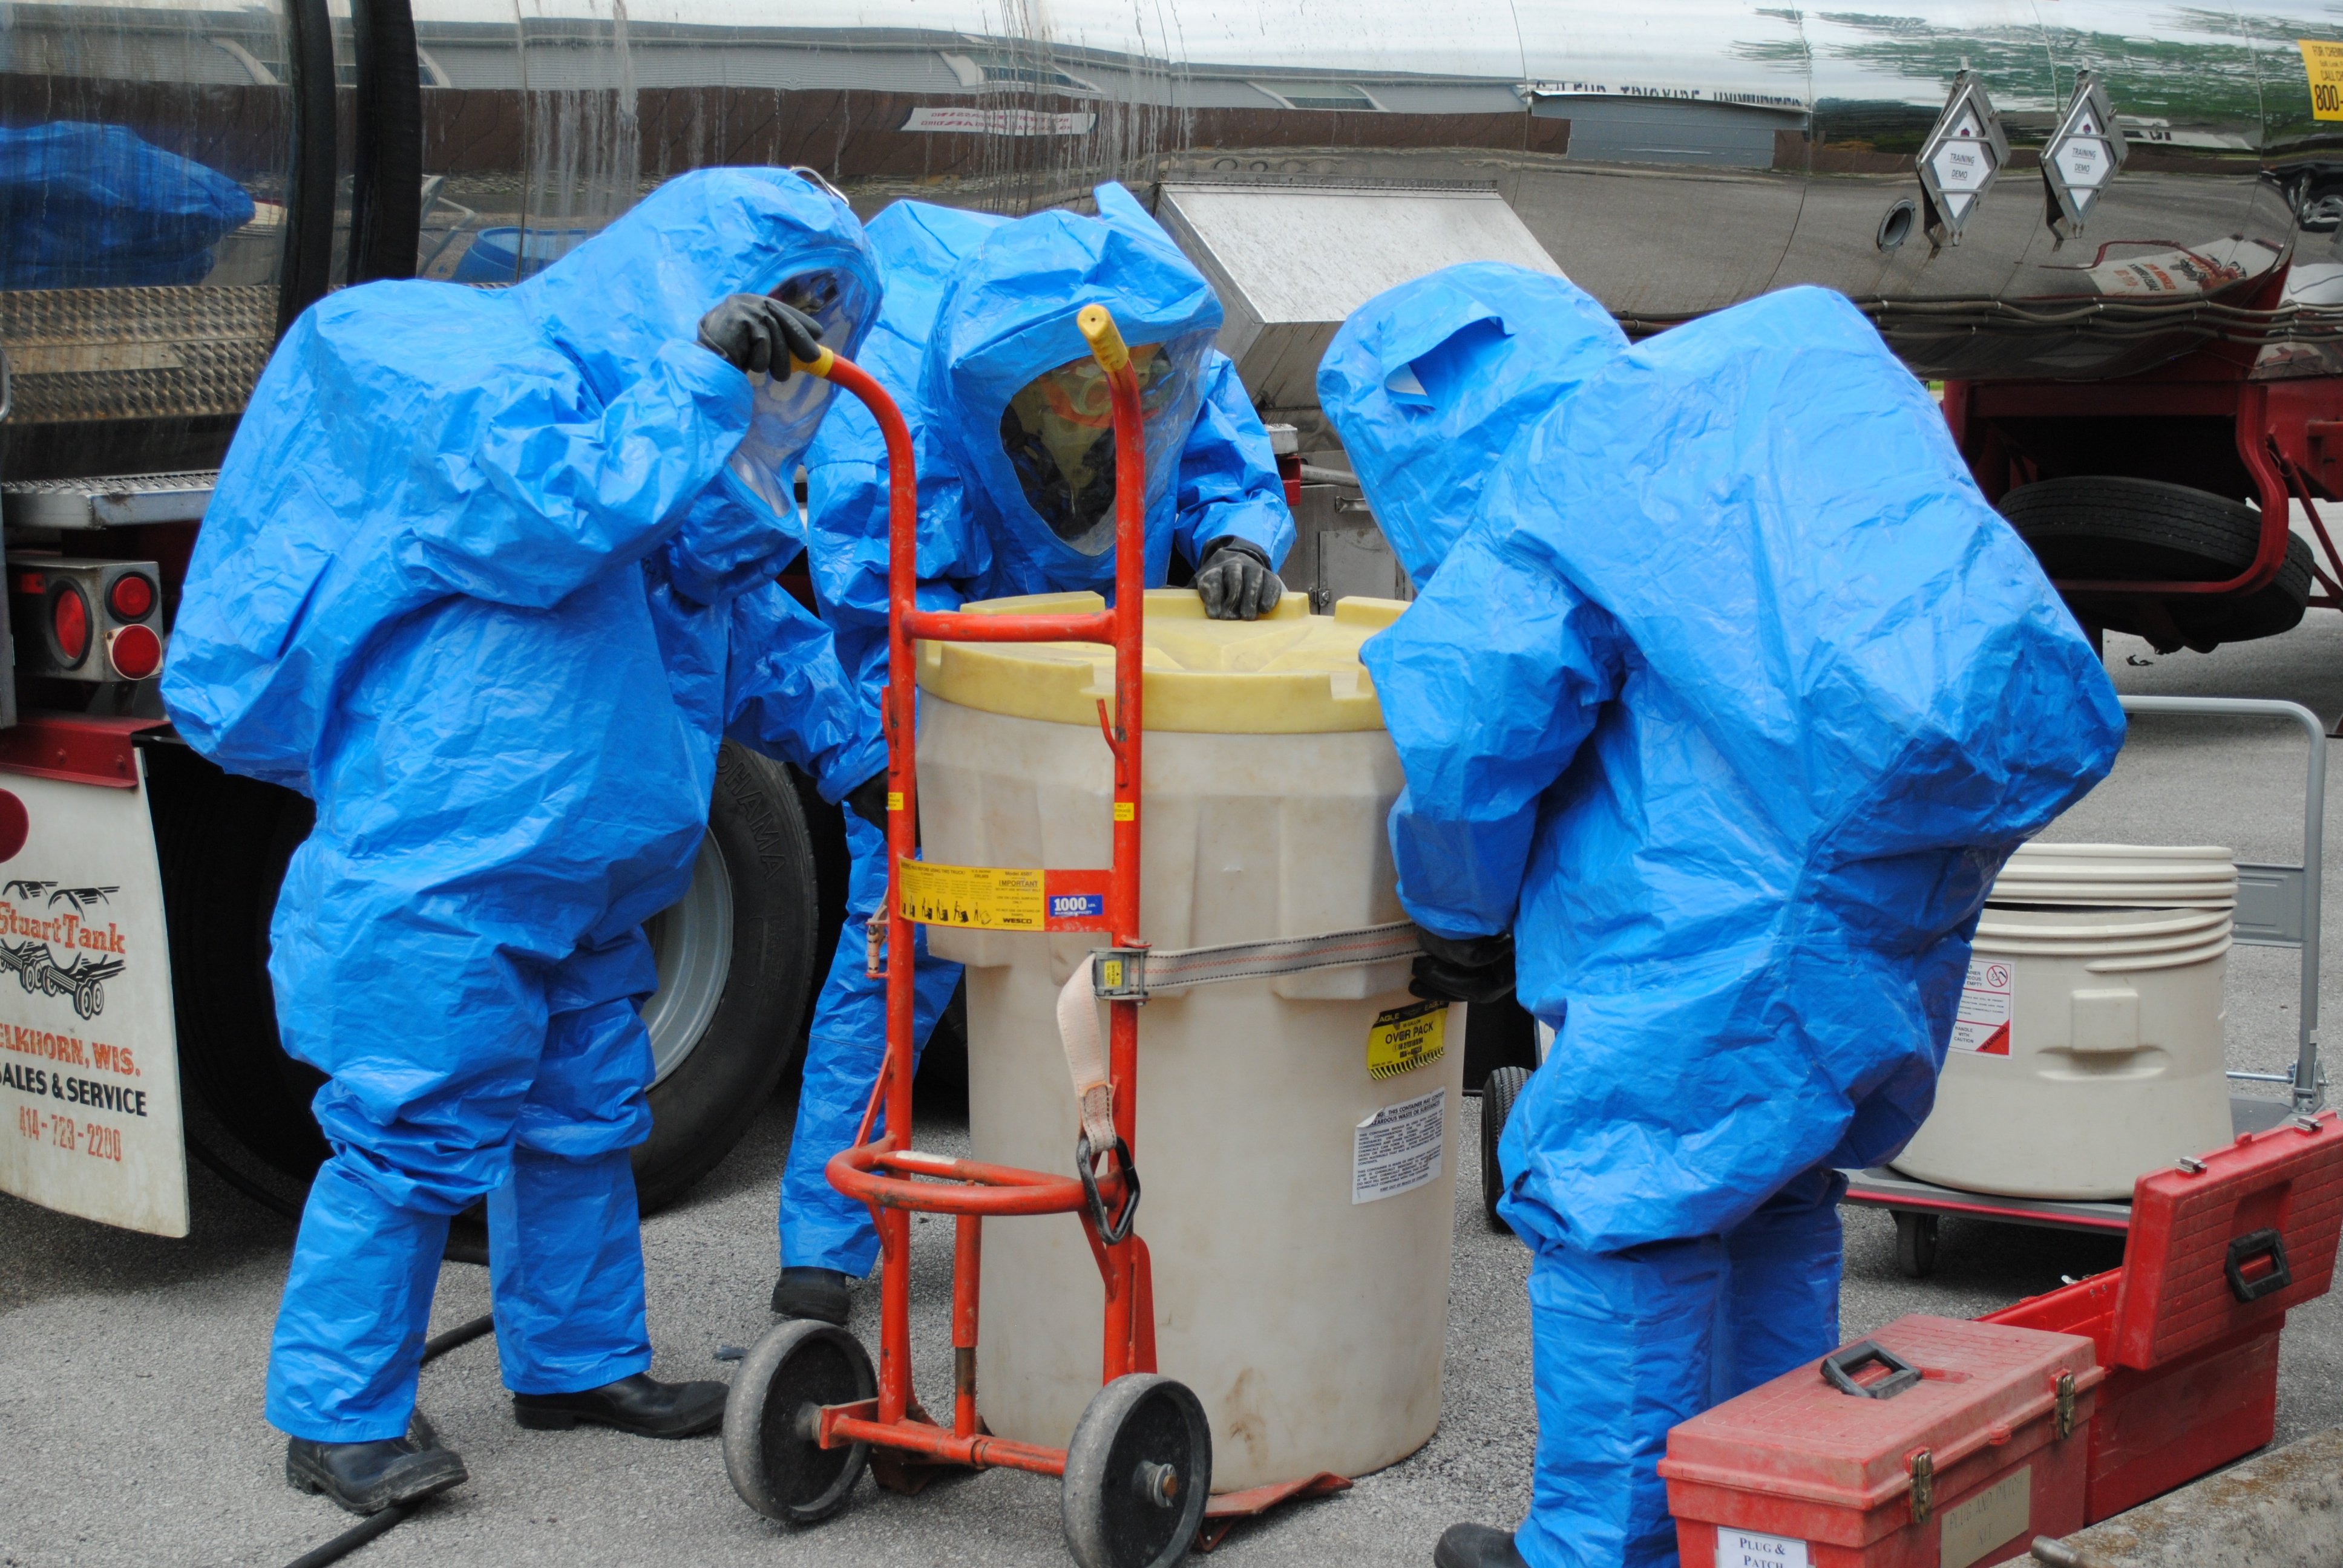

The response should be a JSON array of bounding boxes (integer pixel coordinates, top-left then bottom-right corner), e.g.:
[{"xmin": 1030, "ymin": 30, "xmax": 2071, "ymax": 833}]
[{"xmin": 4, "ymin": 613, "xmax": 2342, "ymax": 1568}]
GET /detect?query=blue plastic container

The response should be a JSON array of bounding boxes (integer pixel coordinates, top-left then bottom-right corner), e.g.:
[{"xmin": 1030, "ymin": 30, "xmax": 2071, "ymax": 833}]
[{"xmin": 451, "ymin": 226, "xmax": 594, "ymax": 284}]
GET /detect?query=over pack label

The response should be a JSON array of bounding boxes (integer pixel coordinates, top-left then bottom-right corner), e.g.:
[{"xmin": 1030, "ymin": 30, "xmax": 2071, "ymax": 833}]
[{"xmin": 1366, "ymin": 999, "xmax": 1449, "ymax": 1080}]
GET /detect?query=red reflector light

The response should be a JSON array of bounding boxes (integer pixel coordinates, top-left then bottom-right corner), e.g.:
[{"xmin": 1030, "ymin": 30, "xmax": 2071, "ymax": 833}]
[
  {"xmin": 108, "ymin": 573, "xmax": 156, "ymax": 621},
  {"xmin": 16, "ymin": 572, "xmax": 44, "ymax": 595},
  {"xmin": 50, "ymin": 586, "xmax": 90, "ymax": 665},
  {"xmin": 107, "ymin": 622, "xmax": 163, "ymax": 681}
]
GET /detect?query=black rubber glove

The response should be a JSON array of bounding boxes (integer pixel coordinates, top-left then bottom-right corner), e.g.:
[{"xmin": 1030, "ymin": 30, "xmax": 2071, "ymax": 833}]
[
  {"xmin": 1195, "ymin": 538, "xmax": 1284, "ymax": 621},
  {"xmin": 1410, "ymin": 929, "xmax": 1515, "ymax": 1006},
  {"xmin": 696, "ymin": 294, "xmax": 824, "ymax": 376},
  {"xmin": 844, "ymin": 771, "xmax": 891, "ymax": 832}
]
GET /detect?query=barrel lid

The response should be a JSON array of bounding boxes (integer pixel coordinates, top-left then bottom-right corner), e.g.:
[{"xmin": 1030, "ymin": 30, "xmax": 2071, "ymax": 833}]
[
  {"xmin": 915, "ymin": 589, "xmax": 1405, "ymax": 733},
  {"xmin": 1988, "ymin": 842, "xmax": 2237, "ymax": 910}
]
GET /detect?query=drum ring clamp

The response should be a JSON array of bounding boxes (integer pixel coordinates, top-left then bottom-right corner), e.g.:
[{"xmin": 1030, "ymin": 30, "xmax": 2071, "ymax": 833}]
[{"xmin": 1076, "ymin": 1131, "xmax": 1140, "ymax": 1244}]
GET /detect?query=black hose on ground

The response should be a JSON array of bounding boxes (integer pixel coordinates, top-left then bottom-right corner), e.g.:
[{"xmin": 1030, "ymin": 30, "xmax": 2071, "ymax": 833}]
[
  {"xmin": 283, "ymin": 1505, "xmax": 408, "ymax": 1568},
  {"xmin": 422, "ymin": 1313, "xmax": 496, "ymax": 1364}
]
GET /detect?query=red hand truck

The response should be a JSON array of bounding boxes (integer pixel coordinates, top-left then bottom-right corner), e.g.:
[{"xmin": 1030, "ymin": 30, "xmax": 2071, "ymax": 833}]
[{"xmin": 723, "ymin": 306, "xmax": 1214, "ymax": 1568}]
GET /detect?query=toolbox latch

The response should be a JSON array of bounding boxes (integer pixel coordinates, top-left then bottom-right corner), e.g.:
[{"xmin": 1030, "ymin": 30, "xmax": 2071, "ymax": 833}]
[
  {"xmin": 2053, "ymin": 1370, "xmax": 2077, "ymax": 1440},
  {"xmin": 1908, "ymin": 1449, "xmax": 1934, "ymax": 1524}
]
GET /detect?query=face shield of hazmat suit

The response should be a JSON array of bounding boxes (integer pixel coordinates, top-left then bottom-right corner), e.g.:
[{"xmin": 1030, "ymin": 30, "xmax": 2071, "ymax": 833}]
[
  {"xmin": 1322, "ymin": 274, "xmax": 2125, "ymax": 1568},
  {"xmin": 772, "ymin": 187, "xmax": 1296, "ymax": 1298},
  {"xmin": 162, "ymin": 167, "xmax": 884, "ymax": 1443}
]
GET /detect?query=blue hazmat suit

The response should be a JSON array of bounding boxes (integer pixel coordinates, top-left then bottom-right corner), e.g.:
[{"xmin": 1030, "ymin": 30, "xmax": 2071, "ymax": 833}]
[
  {"xmin": 162, "ymin": 168, "xmax": 886, "ymax": 1441},
  {"xmin": 0, "ymin": 121, "xmax": 256, "ymax": 288},
  {"xmin": 781, "ymin": 185, "xmax": 1294, "ymax": 1276},
  {"xmin": 1319, "ymin": 269, "xmax": 2124, "ymax": 1567}
]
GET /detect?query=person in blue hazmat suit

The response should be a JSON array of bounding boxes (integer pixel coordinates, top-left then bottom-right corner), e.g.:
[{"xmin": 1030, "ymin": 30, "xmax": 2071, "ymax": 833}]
[
  {"xmin": 1317, "ymin": 264, "xmax": 2125, "ymax": 1568},
  {"xmin": 768, "ymin": 183, "xmax": 1295, "ymax": 1324},
  {"xmin": 161, "ymin": 168, "xmax": 891, "ymax": 1516}
]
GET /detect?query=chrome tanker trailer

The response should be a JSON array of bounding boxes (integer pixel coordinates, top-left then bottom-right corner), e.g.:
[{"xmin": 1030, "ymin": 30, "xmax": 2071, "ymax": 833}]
[{"xmin": 1, "ymin": 0, "xmax": 2335, "ymax": 1233}]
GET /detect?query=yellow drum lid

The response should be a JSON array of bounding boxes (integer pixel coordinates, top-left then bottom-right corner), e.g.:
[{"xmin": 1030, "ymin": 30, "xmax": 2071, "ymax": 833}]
[{"xmin": 914, "ymin": 589, "xmax": 1406, "ymax": 734}]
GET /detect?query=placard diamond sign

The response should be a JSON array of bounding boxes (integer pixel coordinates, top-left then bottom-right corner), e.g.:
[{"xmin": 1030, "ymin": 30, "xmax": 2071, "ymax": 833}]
[
  {"xmin": 2042, "ymin": 70, "xmax": 2128, "ymax": 238},
  {"xmin": 1915, "ymin": 71, "xmax": 2010, "ymax": 247}
]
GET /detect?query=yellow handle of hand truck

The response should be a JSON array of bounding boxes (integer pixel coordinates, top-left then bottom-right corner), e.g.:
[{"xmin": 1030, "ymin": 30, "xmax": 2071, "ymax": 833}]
[
  {"xmin": 1077, "ymin": 305, "xmax": 1130, "ymax": 376},
  {"xmin": 790, "ymin": 346, "xmax": 837, "ymax": 380}
]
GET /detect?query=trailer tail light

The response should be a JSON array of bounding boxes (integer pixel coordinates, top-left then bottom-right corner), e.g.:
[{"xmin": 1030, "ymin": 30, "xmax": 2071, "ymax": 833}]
[
  {"xmin": 8, "ymin": 558, "xmax": 166, "ymax": 683},
  {"xmin": 48, "ymin": 583, "xmax": 91, "ymax": 668},
  {"xmin": 107, "ymin": 623, "xmax": 163, "ymax": 681},
  {"xmin": 107, "ymin": 572, "xmax": 156, "ymax": 621}
]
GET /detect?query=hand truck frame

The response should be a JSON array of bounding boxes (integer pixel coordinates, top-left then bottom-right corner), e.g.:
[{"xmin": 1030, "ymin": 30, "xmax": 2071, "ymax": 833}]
[{"xmin": 721, "ymin": 309, "xmax": 1221, "ymax": 1568}]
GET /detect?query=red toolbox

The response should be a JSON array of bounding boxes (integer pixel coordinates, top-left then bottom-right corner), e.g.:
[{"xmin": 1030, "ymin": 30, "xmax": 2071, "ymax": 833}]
[
  {"xmin": 1659, "ymin": 1315, "xmax": 2101, "ymax": 1568},
  {"xmin": 1979, "ymin": 1107, "xmax": 2343, "ymax": 1521}
]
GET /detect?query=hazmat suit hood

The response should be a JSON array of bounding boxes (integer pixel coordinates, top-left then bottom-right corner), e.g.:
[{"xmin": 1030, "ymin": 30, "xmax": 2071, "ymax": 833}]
[
  {"xmin": 1318, "ymin": 262, "xmax": 1626, "ymax": 588},
  {"xmin": 520, "ymin": 169, "xmax": 880, "ymax": 601},
  {"xmin": 925, "ymin": 182, "xmax": 1222, "ymax": 582}
]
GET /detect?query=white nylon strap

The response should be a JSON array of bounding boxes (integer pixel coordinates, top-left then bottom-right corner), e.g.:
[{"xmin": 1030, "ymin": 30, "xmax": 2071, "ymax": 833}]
[
  {"xmin": 1057, "ymin": 964, "xmax": 1118, "ymax": 1154},
  {"xmin": 1111, "ymin": 921, "xmax": 1423, "ymax": 994}
]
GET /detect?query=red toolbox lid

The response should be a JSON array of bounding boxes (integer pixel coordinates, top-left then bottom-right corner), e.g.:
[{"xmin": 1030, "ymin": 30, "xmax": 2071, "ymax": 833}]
[
  {"xmin": 2114, "ymin": 1109, "xmax": 2343, "ymax": 1370},
  {"xmin": 1661, "ymin": 1316, "xmax": 2099, "ymax": 1513}
]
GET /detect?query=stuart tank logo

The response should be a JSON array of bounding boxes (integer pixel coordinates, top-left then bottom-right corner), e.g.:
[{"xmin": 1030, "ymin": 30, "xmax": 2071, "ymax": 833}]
[{"xmin": 0, "ymin": 881, "xmax": 128, "ymax": 1020}]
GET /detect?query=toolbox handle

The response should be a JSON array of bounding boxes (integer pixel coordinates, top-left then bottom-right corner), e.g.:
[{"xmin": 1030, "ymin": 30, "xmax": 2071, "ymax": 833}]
[
  {"xmin": 1820, "ymin": 1340, "xmax": 1923, "ymax": 1400},
  {"xmin": 2224, "ymin": 1229, "xmax": 2293, "ymax": 1303}
]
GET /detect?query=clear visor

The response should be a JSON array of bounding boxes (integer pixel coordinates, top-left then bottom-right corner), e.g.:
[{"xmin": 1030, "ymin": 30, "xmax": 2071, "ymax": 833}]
[
  {"xmin": 998, "ymin": 343, "xmax": 1190, "ymax": 555},
  {"xmin": 727, "ymin": 266, "xmax": 874, "ymax": 517}
]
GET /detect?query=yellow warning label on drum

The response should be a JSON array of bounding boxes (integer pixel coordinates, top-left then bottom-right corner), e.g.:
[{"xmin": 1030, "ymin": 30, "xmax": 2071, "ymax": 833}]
[
  {"xmin": 1366, "ymin": 1000, "xmax": 1449, "ymax": 1080},
  {"xmin": 2303, "ymin": 39, "xmax": 2343, "ymax": 120},
  {"xmin": 897, "ymin": 861, "xmax": 1045, "ymax": 930}
]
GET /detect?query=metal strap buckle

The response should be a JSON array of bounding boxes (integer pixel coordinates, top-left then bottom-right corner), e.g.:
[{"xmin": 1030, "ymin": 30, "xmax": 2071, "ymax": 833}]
[
  {"xmin": 1075, "ymin": 1131, "xmax": 1140, "ymax": 1244},
  {"xmin": 2054, "ymin": 1371, "xmax": 2077, "ymax": 1440},
  {"xmin": 1909, "ymin": 1449, "xmax": 1935, "ymax": 1524},
  {"xmin": 1091, "ymin": 947, "xmax": 1150, "ymax": 1001}
]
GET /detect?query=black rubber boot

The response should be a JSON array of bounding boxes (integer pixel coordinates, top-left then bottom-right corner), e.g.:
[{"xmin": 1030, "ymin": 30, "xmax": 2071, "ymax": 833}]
[
  {"xmin": 770, "ymin": 1266, "xmax": 853, "ymax": 1325},
  {"xmin": 511, "ymin": 1371, "xmax": 728, "ymax": 1438},
  {"xmin": 1434, "ymin": 1523, "xmax": 1532, "ymax": 1568},
  {"xmin": 285, "ymin": 1432, "xmax": 468, "ymax": 1516}
]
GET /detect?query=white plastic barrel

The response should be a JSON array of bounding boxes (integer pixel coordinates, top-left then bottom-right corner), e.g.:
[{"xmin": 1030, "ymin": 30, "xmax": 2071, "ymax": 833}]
[
  {"xmin": 1892, "ymin": 844, "xmax": 2236, "ymax": 1200},
  {"xmin": 915, "ymin": 589, "xmax": 1462, "ymax": 1491}
]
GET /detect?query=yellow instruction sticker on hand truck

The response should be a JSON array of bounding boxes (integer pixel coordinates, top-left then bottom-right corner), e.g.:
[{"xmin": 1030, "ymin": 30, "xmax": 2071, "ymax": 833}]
[
  {"xmin": 1367, "ymin": 1000, "xmax": 1449, "ymax": 1080},
  {"xmin": 899, "ymin": 861, "xmax": 1046, "ymax": 930}
]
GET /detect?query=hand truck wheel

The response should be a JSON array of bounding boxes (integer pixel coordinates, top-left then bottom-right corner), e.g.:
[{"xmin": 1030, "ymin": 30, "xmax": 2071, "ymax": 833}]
[
  {"xmin": 1893, "ymin": 1210, "xmax": 1939, "ymax": 1279},
  {"xmin": 1480, "ymin": 1065, "xmax": 1530, "ymax": 1233},
  {"xmin": 723, "ymin": 1319, "xmax": 876, "ymax": 1525},
  {"xmin": 1061, "ymin": 1373, "xmax": 1213, "ymax": 1568}
]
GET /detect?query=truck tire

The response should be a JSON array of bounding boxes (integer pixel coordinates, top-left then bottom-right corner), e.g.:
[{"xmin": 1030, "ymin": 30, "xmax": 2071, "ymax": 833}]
[
  {"xmin": 632, "ymin": 743, "xmax": 822, "ymax": 1212},
  {"xmin": 153, "ymin": 741, "xmax": 825, "ymax": 1215},
  {"xmin": 1996, "ymin": 476, "xmax": 2313, "ymax": 652}
]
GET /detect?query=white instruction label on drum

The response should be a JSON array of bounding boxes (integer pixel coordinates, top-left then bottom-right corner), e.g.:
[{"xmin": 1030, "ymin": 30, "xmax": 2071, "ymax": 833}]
[
  {"xmin": 1354, "ymin": 1088, "xmax": 1444, "ymax": 1204},
  {"xmin": 1716, "ymin": 1529, "xmax": 1808, "ymax": 1568},
  {"xmin": 1950, "ymin": 956, "xmax": 2014, "ymax": 1056}
]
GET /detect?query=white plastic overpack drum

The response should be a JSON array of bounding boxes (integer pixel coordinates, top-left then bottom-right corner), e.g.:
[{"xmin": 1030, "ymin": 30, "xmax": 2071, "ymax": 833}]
[
  {"xmin": 916, "ymin": 589, "xmax": 1462, "ymax": 1491},
  {"xmin": 1892, "ymin": 843, "xmax": 2237, "ymax": 1200}
]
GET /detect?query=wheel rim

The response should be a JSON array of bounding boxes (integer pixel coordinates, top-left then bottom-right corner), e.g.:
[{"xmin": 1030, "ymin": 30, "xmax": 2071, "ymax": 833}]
[
  {"xmin": 640, "ymin": 832, "xmax": 734, "ymax": 1087},
  {"xmin": 1066, "ymin": 1377, "xmax": 1211, "ymax": 1568},
  {"xmin": 725, "ymin": 1321, "xmax": 873, "ymax": 1525}
]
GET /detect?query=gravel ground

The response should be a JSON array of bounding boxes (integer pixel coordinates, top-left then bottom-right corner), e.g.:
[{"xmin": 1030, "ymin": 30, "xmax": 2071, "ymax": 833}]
[{"xmin": 4, "ymin": 616, "xmax": 2341, "ymax": 1568}]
